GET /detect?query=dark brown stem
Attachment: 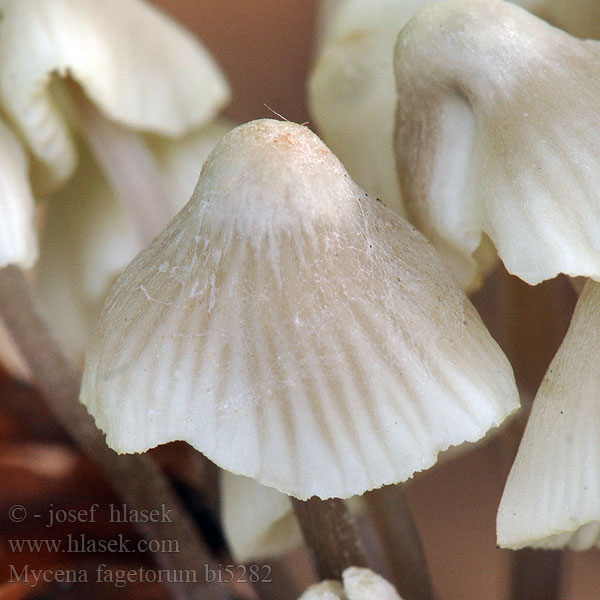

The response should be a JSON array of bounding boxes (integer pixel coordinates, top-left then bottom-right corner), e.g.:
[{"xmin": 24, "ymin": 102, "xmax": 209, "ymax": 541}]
[
  {"xmin": 510, "ymin": 549, "xmax": 562, "ymax": 600},
  {"xmin": 0, "ymin": 265, "xmax": 230, "ymax": 600},
  {"xmin": 365, "ymin": 485, "xmax": 435, "ymax": 600},
  {"xmin": 291, "ymin": 496, "xmax": 368, "ymax": 580}
]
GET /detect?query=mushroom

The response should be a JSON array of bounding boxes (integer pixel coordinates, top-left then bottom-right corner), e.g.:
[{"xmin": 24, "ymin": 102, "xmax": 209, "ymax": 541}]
[
  {"xmin": 497, "ymin": 280, "xmax": 600, "ymax": 550},
  {"xmin": 0, "ymin": 0, "xmax": 232, "ymax": 373},
  {"xmin": 0, "ymin": 0, "xmax": 228, "ymax": 192},
  {"xmin": 0, "ymin": 0, "xmax": 230, "ymax": 254},
  {"xmin": 81, "ymin": 118, "xmax": 518, "ymax": 498},
  {"xmin": 394, "ymin": 0, "xmax": 600, "ymax": 289},
  {"xmin": 80, "ymin": 118, "xmax": 518, "ymax": 576},
  {"xmin": 299, "ymin": 567, "xmax": 403, "ymax": 600}
]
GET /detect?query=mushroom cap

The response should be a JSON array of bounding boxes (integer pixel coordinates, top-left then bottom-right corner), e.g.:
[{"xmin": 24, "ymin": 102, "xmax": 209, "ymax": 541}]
[
  {"xmin": 395, "ymin": 0, "xmax": 600, "ymax": 288},
  {"xmin": 0, "ymin": 0, "xmax": 230, "ymax": 188},
  {"xmin": 497, "ymin": 280, "xmax": 600, "ymax": 550},
  {"xmin": 81, "ymin": 119, "xmax": 518, "ymax": 500}
]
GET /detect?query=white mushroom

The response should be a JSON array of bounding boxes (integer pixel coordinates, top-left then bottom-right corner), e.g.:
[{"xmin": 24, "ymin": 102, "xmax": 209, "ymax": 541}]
[
  {"xmin": 81, "ymin": 118, "xmax": 518, "ymax": 501},
  {"xmin": 498, "ymin": 280, "xmax": 600, "ymax": 550},
  {"xmin": 394, "ymin": 0, "xmax": 600, "ymax": 289}
]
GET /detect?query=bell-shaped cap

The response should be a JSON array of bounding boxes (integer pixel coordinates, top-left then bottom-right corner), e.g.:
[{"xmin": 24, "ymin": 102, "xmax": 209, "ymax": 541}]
[
  {"xmin": 395, "ymin": 0, "xmax": 600, "ymax": 288},
  {"xmin": 0, "ymin": 0, "xmax": 230, "ymax": 188},
  {"xmin": 497, "ymin": 280, "xmax": 600, "ymax": 550},
  {"xmin": 221, "ymin": 471, "xmax": 364, "ymax": 561},
  {"xmin": 80, "ymin": 119, "xmax": 518, "ymax": 500},
  {"xmin": 299, "ymin": 568, "xmax": 403, "ymax": 600},
  {"xmin": 0, "ymin": 116, "xmax": 37, "ymax": 269}
]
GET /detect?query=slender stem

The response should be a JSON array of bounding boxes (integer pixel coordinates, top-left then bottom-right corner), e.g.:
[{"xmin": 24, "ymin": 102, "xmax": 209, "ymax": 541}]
[
  {"xmin": 291, "ymin": 496, "xmax": 368, "ymax": 580},
  {"xmin": 365, "ymin": 485, "xmax": 435, "ymax": 600},
  {"xmin": 0, "ymin": 265, "xmax": 231, "ymax": 600},
  {"xmin": 70, "ymin": 83, "xmax": 173, "ymax": 245},
  {"xmin": 510, "ymin": 549, "xmax": 562, "ymax": 600}
]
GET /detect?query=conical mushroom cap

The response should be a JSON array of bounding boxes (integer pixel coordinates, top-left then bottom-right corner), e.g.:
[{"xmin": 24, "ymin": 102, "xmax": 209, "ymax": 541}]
[
  {"xmin": 395, "ymin": 0, "xmax": 600, "ymax": 288},
  {"xmin": 81, "ymin": 119, "xmax": 518, "ymax": 500},
  {"xmin": 497, "ymin": 280, "xmax": 600, "ymax": 550}
]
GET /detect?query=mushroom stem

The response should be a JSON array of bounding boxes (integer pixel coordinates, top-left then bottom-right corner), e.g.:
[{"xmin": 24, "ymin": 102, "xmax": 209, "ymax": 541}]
[
  {"xmin": 365, "ymin": 486, "xmax": 435, "ymax": 600},
  {"xmin": 0, "ymin": 265, "xmax": 231, "ymax": 600},
  {"xmin": 510, "ymin": 549, "xmax": 562, "ymax": 600},
  {"xmin": 291, "ymin": 496, "xmax": 368, "ymax": 580},
  {"xmin": 70, "ymin": 85, "xmax": 173, "ymax": 245}
]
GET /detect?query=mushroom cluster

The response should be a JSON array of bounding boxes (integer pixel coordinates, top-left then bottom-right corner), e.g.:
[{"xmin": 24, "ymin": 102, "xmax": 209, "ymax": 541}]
[{"xmin": 3, "ymin": 0, "xmax": 600, "ymax": 597}]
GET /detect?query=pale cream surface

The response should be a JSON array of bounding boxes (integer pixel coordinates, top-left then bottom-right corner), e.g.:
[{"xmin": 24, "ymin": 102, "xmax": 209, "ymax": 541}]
[
  {"xmin": 395, "ymin": 0, "xmax": 600, "ymax": 288},
  {"xmin": 81, "ymin": 119, "xmax": 518, "ymax": 500},
  {"xmin": 0, "ymin": 0, "xmax": 230, "ymax": 188},
  {"xmin": 498, "ymin": 280, "xmax": 600, "ymax": 550},
  {"xmin": 0, "ymin": 116, "xmax": 36, "ymax": 269}
]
